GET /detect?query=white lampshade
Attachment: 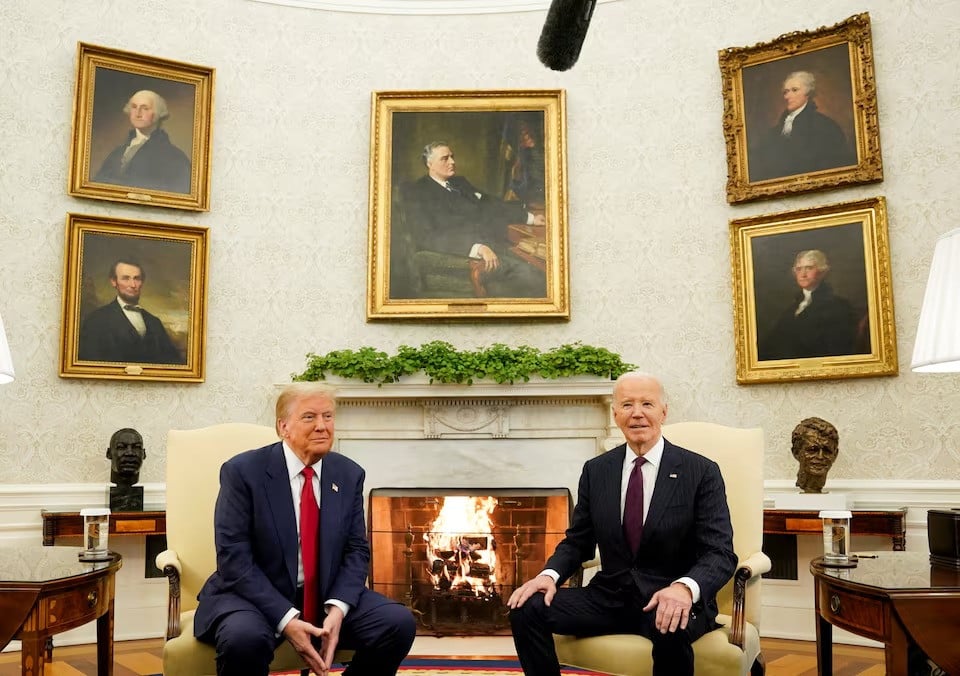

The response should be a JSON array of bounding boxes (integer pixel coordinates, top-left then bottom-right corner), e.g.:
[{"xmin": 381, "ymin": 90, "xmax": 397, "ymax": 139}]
[
  {"xmin": 0, "ymin": 311, "xmax": 13, "ymax": 384},
  {"xmin": 912, "ymin": 227, "xmax": 960, "ymax": 372}
]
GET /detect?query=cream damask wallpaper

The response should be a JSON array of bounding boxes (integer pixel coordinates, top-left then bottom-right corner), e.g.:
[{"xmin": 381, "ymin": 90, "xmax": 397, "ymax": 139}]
[{"xmin": 0, "ymin": 0, "xmax": 957, "ymax": 485}]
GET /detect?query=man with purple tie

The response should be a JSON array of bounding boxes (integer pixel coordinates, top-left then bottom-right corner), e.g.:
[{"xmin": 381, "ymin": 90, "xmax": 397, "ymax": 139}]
[
  {"xmin": 508, "ymin": 372, "xmax": 736, "ymax": 676},
  {"xmin": 194, "ymin": 383, "xmax": 415, "ymax": 675}
]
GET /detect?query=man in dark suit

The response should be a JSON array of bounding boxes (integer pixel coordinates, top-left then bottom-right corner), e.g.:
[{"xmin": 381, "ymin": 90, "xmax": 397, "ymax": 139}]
[
  {"xmin": 78, "ymin": 258, "xmax": 185, "ymax": 364},
  {"xmin": 94, "ymin": 89, "xmax": 192, "ymax": 194},
  {"xmin": 402, "ymin": 141, "xmax": 547, "ymax": 298},
  {"xmin": 508, "ymin": 373, "xmax": 737, "ymax": 676},
  {"xmin": 749, "ymin": 71, "xmax": 857, "ymax": 182},
  {"xmin": 757, "ymin": 249, "xmax": 860, "ymax": 361},
  {"xmin": 194, "ymin": 383, "xmax": 416, "ymax": 675}
]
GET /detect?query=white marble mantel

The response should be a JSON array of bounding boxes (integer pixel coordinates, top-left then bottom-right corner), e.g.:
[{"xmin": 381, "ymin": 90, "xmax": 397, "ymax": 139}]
[
  {"xmin": 282, "ymin": 377, "xmax": 623, "ymax": 494},
  {"xmin": 316, "ymin": 376, "xmax": 621, "ymax": 447}
]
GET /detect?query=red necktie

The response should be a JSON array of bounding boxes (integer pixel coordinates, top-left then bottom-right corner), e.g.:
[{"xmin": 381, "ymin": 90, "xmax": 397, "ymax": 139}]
[
  {"xmin": 300, "ymin": 466, "xmax": 320, "ymax": 624},
  {"xmin": 623, "ymin": 456, "xmax": 647, "ymax": 554}
]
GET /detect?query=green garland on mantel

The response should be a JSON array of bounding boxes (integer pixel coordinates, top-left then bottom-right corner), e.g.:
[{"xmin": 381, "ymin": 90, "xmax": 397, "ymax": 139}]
[{"xmin": 292, "ymin": 341, "xmax": 637, "ymax": 385}]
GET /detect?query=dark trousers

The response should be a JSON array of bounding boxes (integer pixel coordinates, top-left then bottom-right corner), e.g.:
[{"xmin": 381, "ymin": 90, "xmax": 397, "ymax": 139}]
[
  {"xmin": 207, "ymin": 589, "xmax": 416, "ymax": 676},
  {"xmin": 510, "ymin": 586, "xmax": 714, "ymax": 676}
]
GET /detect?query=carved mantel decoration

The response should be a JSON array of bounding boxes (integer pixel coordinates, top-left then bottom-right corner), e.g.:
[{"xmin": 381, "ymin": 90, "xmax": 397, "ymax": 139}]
[{"xmin": 276, "ymin": 378, "xmax": 622, "ymax": 452}]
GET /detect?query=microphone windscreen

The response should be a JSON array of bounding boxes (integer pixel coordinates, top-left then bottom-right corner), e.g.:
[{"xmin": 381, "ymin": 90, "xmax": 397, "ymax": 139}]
[{"xmin": 536, "ymin": 0, "xmax": 597, "ymax": 71}]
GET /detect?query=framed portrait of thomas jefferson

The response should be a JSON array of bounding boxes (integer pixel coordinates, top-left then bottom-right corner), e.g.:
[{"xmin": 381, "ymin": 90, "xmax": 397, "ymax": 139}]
[
  {"xmin": 719, "ymin": 13, "xmax": 882, "ymax": 204},
  {"xmin": 59, "ymin": 214, "xmax": 209, "ymax": 382},
  {"xmin": 730, "ymin": 197, "xmax": 897, "ymax": 384},
  {"xmin": 367, "ymin": 90, "xmax": 569, "ymax": 320},
  {"xmin": 68, "ymin": 42, "xmax": 214, "ymax": 211}
]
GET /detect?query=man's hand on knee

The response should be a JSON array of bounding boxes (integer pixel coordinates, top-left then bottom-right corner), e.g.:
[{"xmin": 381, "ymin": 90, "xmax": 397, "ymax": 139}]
[
  {"xmin": 643, "ymin": 582, "xmax": 693, "ymax": 634},
  {"xmin": 507, "ymin": 574, "xmax": 557, "ymax": 609}
]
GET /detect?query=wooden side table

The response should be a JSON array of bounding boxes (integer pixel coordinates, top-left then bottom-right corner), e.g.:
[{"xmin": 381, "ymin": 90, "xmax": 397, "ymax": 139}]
[
  {"xmin": 41, "ymin": 510, "xmax": 166, "ymax": 546},
  {"xmin": 811, "ymin": 551, "xmax": 960, "ymax": 675},
  {"xmin": 764, "ymin": 508, "xmax": 907, "ymax": 550},
  {"xmin": 0, "ymin": 544, "xmax": 122, "ymax": 676}
]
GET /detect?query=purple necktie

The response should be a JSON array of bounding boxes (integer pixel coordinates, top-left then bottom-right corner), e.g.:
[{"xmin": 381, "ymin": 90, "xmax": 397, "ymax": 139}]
[{"xmin": 623, "ymin": 456, "xmax": 647, "ymax": 554}]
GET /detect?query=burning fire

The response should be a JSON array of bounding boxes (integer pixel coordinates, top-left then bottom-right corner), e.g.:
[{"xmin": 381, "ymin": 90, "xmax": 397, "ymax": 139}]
[{"xmin": 424, "ymin": 496, "xmax": 499, "ymax": 597}]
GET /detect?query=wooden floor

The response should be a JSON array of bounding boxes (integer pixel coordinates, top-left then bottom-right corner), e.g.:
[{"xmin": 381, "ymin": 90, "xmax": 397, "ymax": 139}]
[{"xmin": 0, "ymin": 637, "xmax": 884, "ymax": 675}]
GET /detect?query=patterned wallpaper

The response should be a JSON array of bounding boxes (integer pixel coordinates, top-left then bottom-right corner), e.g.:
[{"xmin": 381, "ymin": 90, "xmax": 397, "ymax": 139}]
[{"xmin": 0, "ymin": 0, "xmax": 958, "ymax": 485}]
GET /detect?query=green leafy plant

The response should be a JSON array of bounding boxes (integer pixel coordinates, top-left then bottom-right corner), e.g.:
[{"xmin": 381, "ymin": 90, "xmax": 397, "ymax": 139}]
[{"xmin": 293, "ymin": 341, "xmax": 636, "ymax": 385}]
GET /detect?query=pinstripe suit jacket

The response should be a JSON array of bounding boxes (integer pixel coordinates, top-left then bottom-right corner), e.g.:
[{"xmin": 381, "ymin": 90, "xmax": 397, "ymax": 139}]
[{"xmin": 545, "ymin": 440, "xmax": 737, "ymax": 623}]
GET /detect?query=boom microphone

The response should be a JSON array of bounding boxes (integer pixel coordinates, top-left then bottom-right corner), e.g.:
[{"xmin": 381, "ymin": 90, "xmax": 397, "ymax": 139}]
[{"xmin": 536, "ymin": 0, "xmax": 598, "ymax": 71}]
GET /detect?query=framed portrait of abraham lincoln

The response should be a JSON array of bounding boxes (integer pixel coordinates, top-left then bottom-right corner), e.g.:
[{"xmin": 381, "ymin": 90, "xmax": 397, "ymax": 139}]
[
  {"xmin": 730, "ymin": 196, "xmax": 897, "ymax": 385},
  {"xmin": 719, "ymin": 12, "xmax": 882, "ymax": 204},
  {"xmin": 59, "ymin": 213, "xmax": 209, "ymax": 382},
  {"xmin": 68, "ymin": 42, "xmax": 214, "ymax": 211},
  {"xmin": 367, "ymin": 89, "xmax": 569, "ymax": 320}
]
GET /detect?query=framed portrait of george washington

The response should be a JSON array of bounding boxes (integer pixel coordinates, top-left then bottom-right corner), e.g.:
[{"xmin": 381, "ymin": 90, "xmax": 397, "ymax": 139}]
[
  {"xmin": 59, "ymin": 214, "xmax": 209, "ymax": 382},
  {"xmin": 367, "ymin": 89, "xmax": 569, "ymax": 320},
  {"xmin": 730, "ymin": 196, "xmax": 897, "ymax": 384},
  {"xmin": 719, "ymin": 13, "xmax": 882, "ymax": 204},
  {"xmin": 68, "ymin": 42, "xmax": 215, "ymax": 211}
]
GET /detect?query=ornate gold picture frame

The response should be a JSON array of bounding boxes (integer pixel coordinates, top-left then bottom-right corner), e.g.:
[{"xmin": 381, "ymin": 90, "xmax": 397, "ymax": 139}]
[
  {"xmin": 59, "ymin": 214, "xmax": 209, "ymax": 382},
  {"xmin": 367, "ymin": 90, "xmax": 569, "ymax": 320},
  {"xmin": 68, "ymin": 42, "xmax": 215, "ymax": 211},
  {"xmin": 719, "ymin": 13, "xmax": 882, "ymax": 204},
  {"xmin": 731, "ymin": 197, "xmax": 897, "ymax": 384}
]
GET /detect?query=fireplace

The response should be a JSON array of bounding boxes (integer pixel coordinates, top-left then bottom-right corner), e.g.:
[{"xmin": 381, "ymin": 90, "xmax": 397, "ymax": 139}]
[{"xmin": 368, "ymin": 487, "xmax": 572, "ymax": 636}]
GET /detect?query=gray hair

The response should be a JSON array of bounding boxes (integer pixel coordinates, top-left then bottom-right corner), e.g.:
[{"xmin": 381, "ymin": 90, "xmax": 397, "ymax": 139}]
[
  {"xmin": 794, "ymin": 249, "xmax": 830, "ymax": 274},
  {"xmin": 421, "ymin": 141, "xmax": 450, "ymax": 167},
  {"xmin": 123, "ymin": 90, "xmax": 170, "ymax": 123},
  {"xmin": 613, "ymin": 371, "xmax": 668, "ymax": 405},
  {"xmin": 784, "ymin": 71, "xmax": 816, "ymax": 97}
]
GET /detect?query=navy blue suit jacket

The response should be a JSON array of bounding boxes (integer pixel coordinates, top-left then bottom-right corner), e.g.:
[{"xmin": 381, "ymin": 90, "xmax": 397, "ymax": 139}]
[
  {"xmin": 194, "ymin": 443, "xmax": 370, "ymax": 638},
  {"xmin": 545, "ymin": 440, "xmax": 737, "ymax": 624}
]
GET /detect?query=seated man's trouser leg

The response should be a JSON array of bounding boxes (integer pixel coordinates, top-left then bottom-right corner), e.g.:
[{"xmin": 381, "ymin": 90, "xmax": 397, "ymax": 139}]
[
  {"xmin": 484, "ymin": 251, "xmax": 547, "ymax": 298},
  {"xmin": 203, "ymin": 589, "xmax": 415, "ymax": 676},
  {"xmin": 510, "ymin": 585, "xmax": 712, "ymax": 676},
  {"xmin": 338, "ymin": 589, "xmax": 416, "ymax": 675}
]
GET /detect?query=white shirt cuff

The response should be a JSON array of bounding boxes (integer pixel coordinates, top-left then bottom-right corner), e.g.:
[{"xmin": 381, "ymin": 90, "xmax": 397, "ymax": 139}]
[
  {"xmin": 539, "ymin": 569, "xmax": 560, "ymax": 583},
  {"xmin": 277, "ymin": 607, "xmax": 299, "ymax": 635},
  {"xmin": 674, "ymin": 577, "xmax": 701, "ymax": 603},
  {"xmin": 325, "ymin": 599, "xmax": 350, "ymax": 619}
]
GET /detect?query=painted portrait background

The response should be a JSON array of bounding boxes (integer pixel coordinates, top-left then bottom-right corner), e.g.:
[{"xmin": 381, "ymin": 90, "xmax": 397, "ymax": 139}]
[
  {"xmin": 742, "ymin": 43, "xmax": 857, "ymax": 183},
  {"xmin": 78, "ymin": 231, "xmax": 194, "ymax": 358},
  {"xmin": 388, "ymin": 109, "xmax": 547, "ymax": 300},
  {"xmin": 88, "ymin": 67, "xmax": 196, "ymax": 189},
  {"xmin": 750, "ymin": 221, "xmax": 869, "ymax": 359}
]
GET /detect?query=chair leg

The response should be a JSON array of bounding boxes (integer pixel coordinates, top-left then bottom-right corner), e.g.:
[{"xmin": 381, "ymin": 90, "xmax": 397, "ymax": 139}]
[
  {"xmin": 469, "ymin": 260, "xmax": 487, "ymax": 297},
  {"xmin": 751, "ymin": 652, "xmax": 766, "ymax": 676}
]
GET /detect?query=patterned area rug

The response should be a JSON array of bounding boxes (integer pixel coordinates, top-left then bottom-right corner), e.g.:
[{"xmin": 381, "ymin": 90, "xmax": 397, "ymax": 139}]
[{"xmin": 276, "ymin": 658, "xmax": 604, "ymax": 675}]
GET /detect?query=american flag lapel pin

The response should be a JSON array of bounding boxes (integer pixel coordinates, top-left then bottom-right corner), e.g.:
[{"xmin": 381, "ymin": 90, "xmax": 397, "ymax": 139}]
[{"xmin": 332, "ymin": 483, "xmax": 339, "ymax": 493}]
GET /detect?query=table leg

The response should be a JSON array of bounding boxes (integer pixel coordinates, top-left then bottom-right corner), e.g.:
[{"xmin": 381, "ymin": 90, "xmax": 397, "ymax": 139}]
[
  {"xmin": 886, "ymin": 617, "xmax": 910, "ymax": 675},
  {"xmin": 20, "ymin": 636, "xmax": 47, "ymax": 676},
  {"xmin": 97, "ymin": 595, "xmax": 115, "ymax": 676},
  {"xmin": 815, "ymin": 611, "xmax": 832, "ymax": 675}
]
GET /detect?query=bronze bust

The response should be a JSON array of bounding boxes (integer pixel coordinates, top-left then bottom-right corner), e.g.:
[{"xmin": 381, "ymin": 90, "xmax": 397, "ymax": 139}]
[
  {"xmin": 106, "ymin": 428, "xmax": 145, "ymax": 510},
  {"xmin": 791, "ymin": 417, "xmax": 839, "ymax": 494}
]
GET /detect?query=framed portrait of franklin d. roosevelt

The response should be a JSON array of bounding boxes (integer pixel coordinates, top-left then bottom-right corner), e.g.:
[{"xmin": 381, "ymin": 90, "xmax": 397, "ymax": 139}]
[
  {"xmin": 59, "ymin": 214, "xmax": 209, "ymax": 382},
  {"xmin": 719, "ymin": 13, "xmax": 883, "ymax": 204},
  {"xmin": 68, "ymin": 42, "xmax": 215, "ymax": 211},
  {"xmin": 367, "ymin": 90, "xmax": 569, "ymax": 320},
  {"xmin": 730, "ymin": 196, "xmax": 897, "ymax": 385}
]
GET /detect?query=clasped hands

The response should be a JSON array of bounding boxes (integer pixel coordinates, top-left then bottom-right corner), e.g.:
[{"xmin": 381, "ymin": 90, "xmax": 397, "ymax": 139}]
[
  {"xmin": 282, "ymin": 605, "xmax": 344, "ymax": 675},
  {"xmin": 507, "ymin": 574, "xmax": 694, "ymax": 634}
]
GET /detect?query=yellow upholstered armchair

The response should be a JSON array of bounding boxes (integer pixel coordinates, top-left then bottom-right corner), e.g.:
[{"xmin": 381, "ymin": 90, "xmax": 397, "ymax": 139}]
[
  {"xmin": 553, "ymin": 422, "xmax": 771, "ymax": 676},
  {"xmin": 156, "ymin": 423, "xmax": 353, "ymax": 675}
]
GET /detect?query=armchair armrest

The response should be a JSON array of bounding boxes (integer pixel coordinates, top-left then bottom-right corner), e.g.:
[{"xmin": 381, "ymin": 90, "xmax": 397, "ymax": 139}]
[
  {"xmin": 155, "ymin": 549, "xmax": 183, "ymax": 640},
  {"xmin": 729, "ymin": 551, "xmax": 771, "ymax": 649}
]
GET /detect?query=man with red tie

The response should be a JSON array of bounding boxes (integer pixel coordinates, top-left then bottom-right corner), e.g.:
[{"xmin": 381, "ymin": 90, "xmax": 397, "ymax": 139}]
[
  {"xmin": 194, "ymin": 383, "xmax": 415, "ymax": 675},
  {"xmin": 507, "ymin": 373, "xmax": 736, "ymax": 676}
]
